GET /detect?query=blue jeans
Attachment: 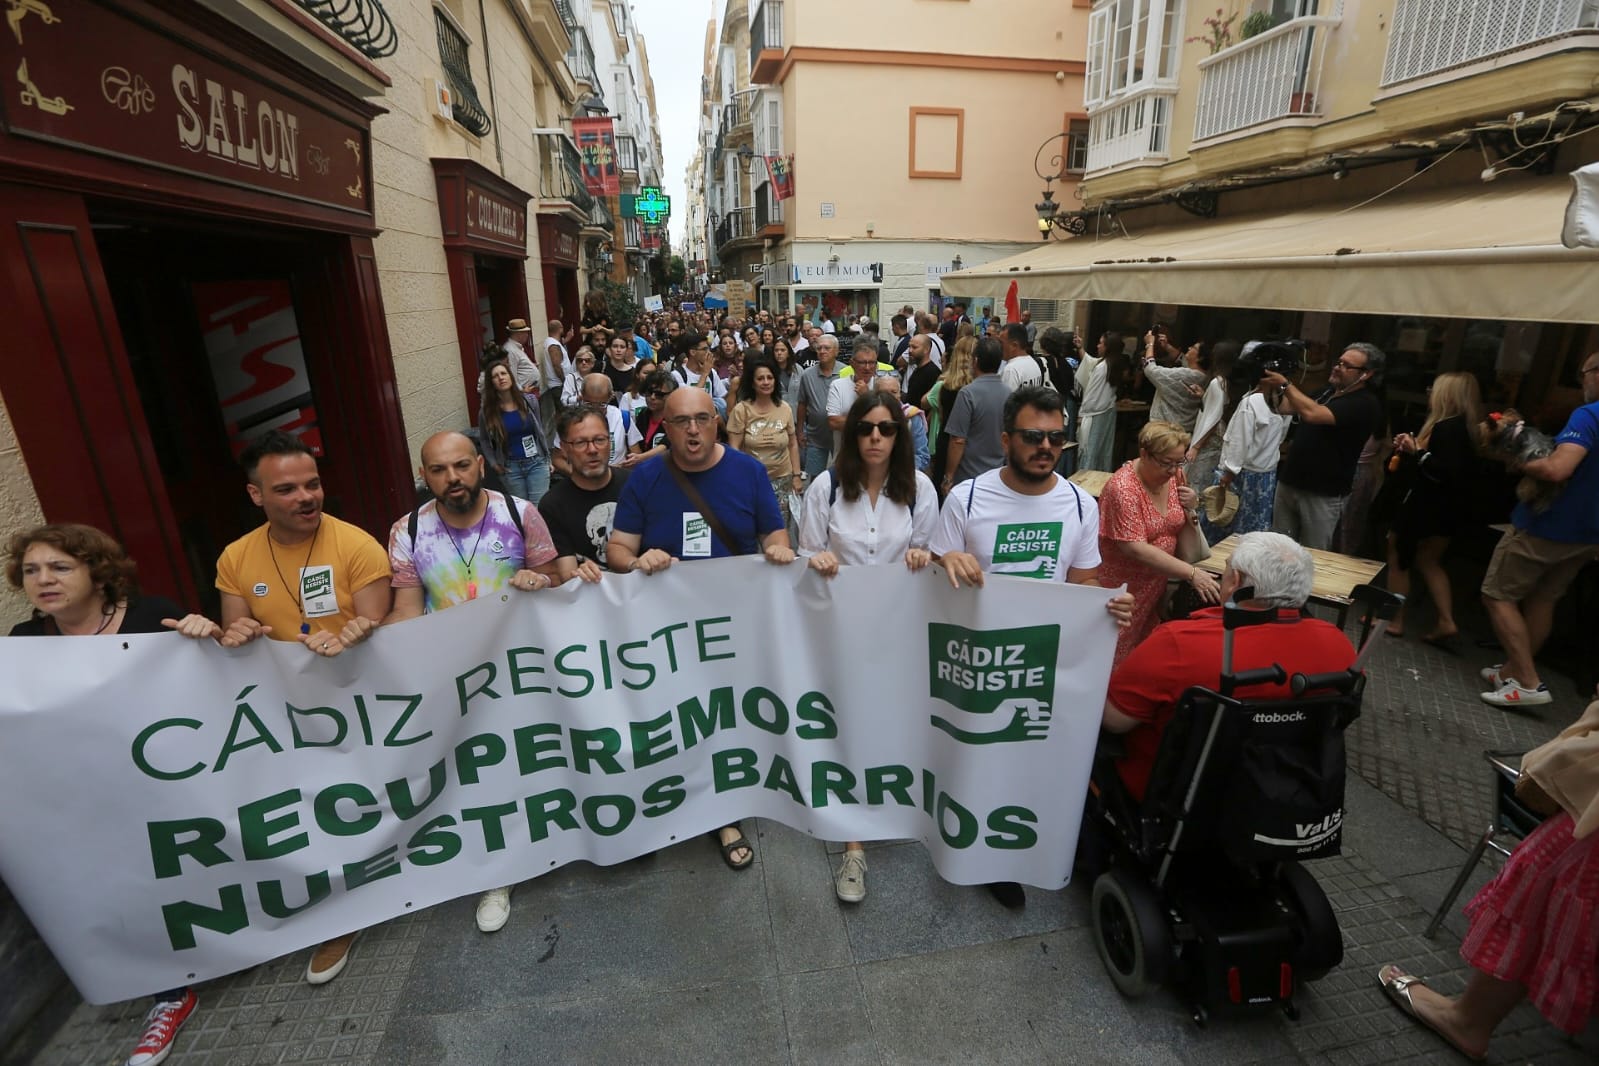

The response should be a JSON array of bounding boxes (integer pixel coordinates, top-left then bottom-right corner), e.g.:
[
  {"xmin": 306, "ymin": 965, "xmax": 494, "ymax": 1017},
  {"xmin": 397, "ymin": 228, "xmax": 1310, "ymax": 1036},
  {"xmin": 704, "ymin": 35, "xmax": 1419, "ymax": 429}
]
[
  {"xmin": 802, "ymin": 442, "xmax": 831, "ymax": 479},
  {"xmin": 502, "ymin": 454, "xmax": 550, "ymax": 505}
]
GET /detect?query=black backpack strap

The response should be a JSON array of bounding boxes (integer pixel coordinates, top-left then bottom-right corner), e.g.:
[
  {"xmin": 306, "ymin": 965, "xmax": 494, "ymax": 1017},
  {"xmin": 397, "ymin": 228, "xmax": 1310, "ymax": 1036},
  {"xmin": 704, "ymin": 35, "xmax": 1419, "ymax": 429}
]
[{"xmin": 827, "ymin": 468, "xmax": 840, "ymax": 507}]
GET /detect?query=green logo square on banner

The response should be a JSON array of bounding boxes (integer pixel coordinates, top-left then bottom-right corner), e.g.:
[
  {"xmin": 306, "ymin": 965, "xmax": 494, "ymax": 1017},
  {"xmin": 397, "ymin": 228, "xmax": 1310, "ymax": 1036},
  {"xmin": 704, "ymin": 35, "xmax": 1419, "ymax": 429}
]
[
  {"xmin": 927, "ymin": 622, "xmax": 1060, "ymax": 744},
  {"xmin": 991, "ymin": 522, "xmax": 1063, "ymax": 580}
]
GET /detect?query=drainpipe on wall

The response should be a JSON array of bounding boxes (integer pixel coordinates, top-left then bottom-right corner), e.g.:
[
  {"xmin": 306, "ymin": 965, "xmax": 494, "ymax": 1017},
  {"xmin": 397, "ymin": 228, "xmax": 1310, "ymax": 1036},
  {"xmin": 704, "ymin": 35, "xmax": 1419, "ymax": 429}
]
[{"xmin": 477, "ymin": 0, "xmax": 504, "ymax": 171}]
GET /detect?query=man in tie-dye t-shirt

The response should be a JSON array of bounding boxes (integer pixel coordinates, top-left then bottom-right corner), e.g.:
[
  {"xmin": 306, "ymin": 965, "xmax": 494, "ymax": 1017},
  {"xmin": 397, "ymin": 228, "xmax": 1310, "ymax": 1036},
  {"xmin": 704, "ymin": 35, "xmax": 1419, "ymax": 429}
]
[
  {"xmin": 383, "ymin": 431, "xmax": 562, "ymax": 934},
  {"xmin": 386, "ymin": 432, "xmax": 560, "ymax": 614}
]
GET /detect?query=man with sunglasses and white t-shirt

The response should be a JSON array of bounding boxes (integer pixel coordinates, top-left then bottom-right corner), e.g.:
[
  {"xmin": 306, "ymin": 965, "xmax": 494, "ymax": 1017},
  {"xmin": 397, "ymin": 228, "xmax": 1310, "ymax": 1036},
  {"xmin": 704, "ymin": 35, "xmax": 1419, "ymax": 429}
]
[{"xmin": 930, "ymin": 384, "xmax": 1135, "ymax": 910}]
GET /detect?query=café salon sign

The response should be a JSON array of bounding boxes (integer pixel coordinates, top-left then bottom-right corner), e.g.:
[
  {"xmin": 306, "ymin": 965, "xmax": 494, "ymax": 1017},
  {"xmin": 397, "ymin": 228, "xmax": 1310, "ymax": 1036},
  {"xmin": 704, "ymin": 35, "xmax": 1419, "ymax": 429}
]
[{"xmin": 1, "ymin": 0, "xmax": 371, "ymax": 214}]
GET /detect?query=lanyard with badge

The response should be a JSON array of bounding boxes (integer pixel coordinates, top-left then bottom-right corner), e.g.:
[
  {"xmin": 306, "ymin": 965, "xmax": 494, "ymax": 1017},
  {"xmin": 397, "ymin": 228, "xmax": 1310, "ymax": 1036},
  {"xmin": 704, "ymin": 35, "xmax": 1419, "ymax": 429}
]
[{"xmin": 267, "ymin": 521, "xmax": 337, "ymax": 632}]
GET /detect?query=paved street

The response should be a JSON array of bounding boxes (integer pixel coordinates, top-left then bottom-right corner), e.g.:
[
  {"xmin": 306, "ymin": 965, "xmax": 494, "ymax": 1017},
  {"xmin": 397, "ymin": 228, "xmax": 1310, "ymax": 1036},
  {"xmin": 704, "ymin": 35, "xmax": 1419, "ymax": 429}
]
[{"xmin": 19, "ymin": 624, "xmax": 1599, "ymax": 1066}]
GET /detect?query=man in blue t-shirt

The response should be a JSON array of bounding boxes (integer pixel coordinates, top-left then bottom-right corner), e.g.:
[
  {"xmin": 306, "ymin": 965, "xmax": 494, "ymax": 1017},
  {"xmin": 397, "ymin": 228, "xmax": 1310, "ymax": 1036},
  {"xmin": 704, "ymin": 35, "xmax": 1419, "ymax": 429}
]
[
  {"xmin": 607, "ymin": 386, "xmax": 793, "ymax": 870},
  {"xmin": 1478, "ymin": 350, "xmax": 1599, "ymax": 707}
]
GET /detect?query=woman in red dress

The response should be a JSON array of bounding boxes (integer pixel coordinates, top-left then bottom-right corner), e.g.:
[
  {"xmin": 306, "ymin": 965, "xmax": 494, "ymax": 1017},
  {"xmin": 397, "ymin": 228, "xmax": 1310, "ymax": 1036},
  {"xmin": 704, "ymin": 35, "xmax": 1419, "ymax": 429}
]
[
  {"xmin": 1379, "ymin": 688, "xmax": 1599, "ymax": 1059},
  {"xmin": 1096, "ymin": 420, "xmax": 1222, "ymax": 664}
]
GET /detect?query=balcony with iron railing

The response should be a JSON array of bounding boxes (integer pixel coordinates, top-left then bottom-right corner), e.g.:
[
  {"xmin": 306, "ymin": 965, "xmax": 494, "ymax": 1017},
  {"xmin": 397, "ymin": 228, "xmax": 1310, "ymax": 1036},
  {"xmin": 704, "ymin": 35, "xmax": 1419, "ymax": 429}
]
[
  {"xmin": 754, "ymin": 186, "xmax": 784, "ymax": 233},
  {"xmin": 535, "ymin": 131, "xmax": 594, "ymax": 216},
  {"xmin": 567, "ymin": 27, "xmax": 600, "ymax": 88},
  {"xmin": 616, "ymin": 134, "xmax": 639, "ymax": 174},
  {"xmin": 294, "ymin": 0, "xmax": 397, "ymax": 58},
  {"xmin": 1192, "ymin": 14, "xmax": 1340, "ymax": 143},
  {"xmin": 1085, "ymin": 89, "xmax": 1175, "ymax": 173},
  {"xmin": 1382, "ymin": 0, "xmax": 1599, "ymax": 87},
  {"xmin": 623, "ymin": 217, "xmax": 642, "ymax": 251},
  {"xmin": 434, "ymin": 9, "xmax": 491, "ymax": 137},
  {"xmin": 715, "ymin": 207, "xmax": 755, "ymax": 251},
  {"xmin": 552, "ymin": 0, "xmax": 576, "ymax": 33},
  {"xmin": 721, "ymin": 96, "xmax": 754, "ymax": 141},
  {"xmin": 750, "ymin": 0, "xmax": 784, "ymax": 83}
]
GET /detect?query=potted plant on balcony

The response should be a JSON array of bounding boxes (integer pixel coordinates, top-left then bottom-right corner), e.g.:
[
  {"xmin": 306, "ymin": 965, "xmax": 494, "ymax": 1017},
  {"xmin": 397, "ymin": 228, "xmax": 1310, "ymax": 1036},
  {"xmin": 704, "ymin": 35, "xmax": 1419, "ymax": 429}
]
[
  {"xmin": 1240, "ymin": 11, "xmax": 1276, "ymax": 40},
  {"xmin": 1186, "ymin": 8, "xmax": 1238, "ymax": 55}
]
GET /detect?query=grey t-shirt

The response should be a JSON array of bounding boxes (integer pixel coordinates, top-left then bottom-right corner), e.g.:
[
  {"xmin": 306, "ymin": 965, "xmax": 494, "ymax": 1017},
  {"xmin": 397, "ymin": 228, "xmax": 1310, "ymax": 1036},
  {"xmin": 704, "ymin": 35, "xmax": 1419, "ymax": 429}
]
[
  {"xmin": 944, "ymin": 373, "xmax": 1011, "ymax": 484},
  {"xmin": 796, "ymin": 362, "xmax": 842, "ymax": 449}
]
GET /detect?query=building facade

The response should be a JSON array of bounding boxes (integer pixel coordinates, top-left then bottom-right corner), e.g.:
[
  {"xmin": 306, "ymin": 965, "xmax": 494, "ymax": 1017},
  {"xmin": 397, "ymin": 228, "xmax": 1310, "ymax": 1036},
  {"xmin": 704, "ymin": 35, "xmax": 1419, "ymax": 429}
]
[
  {"xmin": 0, "ymin": 0, "xmax": 666, "ymax": 632},
  {"xmin": 948, "ymin": 0, "xmax": 1599, "ymax": 423},
  {"xmin": 685, "ymin": 0, "xmax": 1092, "ymax": 323}
]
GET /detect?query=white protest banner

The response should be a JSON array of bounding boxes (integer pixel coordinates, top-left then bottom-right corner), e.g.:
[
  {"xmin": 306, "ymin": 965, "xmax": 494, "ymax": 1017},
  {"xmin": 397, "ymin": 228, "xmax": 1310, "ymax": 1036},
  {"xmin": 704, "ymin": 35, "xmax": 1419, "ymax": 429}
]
[
  {"xmin": 0, "ymin": 558, "xmax": 1115, "ymax": 1003},
  {"xmin": 643, "ymin": 293, "xmax": 664, "ymax": 312}
]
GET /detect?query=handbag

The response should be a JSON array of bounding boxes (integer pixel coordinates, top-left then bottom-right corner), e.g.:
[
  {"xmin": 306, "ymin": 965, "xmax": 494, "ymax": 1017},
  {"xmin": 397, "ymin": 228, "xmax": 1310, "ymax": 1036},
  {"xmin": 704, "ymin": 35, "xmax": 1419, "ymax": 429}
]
[
  {"xmin": 1174, "ymin": 469, "xmax": 1211, "ymax": 564},
  {"xmin": 665, "ymin": 455, "xmax": 741, "ymax": 554}
]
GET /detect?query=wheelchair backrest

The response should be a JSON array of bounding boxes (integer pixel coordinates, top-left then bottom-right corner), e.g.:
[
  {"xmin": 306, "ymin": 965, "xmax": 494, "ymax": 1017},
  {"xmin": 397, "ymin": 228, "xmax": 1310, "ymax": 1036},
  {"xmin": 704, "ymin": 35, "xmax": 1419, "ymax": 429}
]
[{"xmin": 1143, "ymin": 681, "xmax": 1363, "ymax": 865}]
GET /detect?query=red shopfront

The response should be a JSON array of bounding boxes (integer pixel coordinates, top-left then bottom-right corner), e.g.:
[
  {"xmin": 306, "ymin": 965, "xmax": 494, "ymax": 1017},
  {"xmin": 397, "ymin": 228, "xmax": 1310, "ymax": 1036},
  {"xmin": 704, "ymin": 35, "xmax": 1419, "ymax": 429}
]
[
  {"xmin": 538, "ymin": 213, "xmax": 582, "ymax": 342},
  {"xmin": 0, "ymin": 0, "xmax": 411, "ymax": 612},
  {"xmin": 432, "ymin": 158, "xmax": 533, "ymax": 418}
]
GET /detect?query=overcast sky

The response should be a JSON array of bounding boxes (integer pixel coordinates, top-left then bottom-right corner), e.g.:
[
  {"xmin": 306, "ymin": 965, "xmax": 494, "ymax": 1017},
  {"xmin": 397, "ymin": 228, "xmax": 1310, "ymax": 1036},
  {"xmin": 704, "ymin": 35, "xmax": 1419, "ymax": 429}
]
[{"xmin": 633, "ymin": 0, "xmax": 716, "ymax": 254}]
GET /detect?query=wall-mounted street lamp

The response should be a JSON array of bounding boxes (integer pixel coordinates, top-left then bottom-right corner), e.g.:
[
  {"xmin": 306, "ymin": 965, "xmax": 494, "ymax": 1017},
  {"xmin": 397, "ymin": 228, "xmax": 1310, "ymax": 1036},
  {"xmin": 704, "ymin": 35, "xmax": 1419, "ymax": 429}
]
[{"xmin": 1031, "ymin": 133, "xmax": 1088, "ymax": 241}]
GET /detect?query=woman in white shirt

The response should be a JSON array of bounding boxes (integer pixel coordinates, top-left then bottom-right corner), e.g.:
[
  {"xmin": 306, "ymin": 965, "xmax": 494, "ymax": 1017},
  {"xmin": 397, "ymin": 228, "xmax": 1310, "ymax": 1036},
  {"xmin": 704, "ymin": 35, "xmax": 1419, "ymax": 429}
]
[
  {"xmin": 1184, "ymin": 341, "xmax": 1239, "ymax": 494},
  {"xmin": 1202, "ymin": 371, "xmax": 1293, "ymax": 541},
  {"xmin": 1076, "ymin": 332, "xmax": 1127, "ymax": 471},
  {"xmin": 799, "ymin": 391, "xmax": 938, "ymax": 906}
]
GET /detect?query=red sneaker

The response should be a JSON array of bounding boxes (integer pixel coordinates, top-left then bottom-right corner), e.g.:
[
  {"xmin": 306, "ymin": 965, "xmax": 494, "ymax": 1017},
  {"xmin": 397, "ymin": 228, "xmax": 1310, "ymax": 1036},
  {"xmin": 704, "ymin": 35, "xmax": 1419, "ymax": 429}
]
[{"xmin": 126, "ymin": 988, "xmax": 197, "ymax": 1066}]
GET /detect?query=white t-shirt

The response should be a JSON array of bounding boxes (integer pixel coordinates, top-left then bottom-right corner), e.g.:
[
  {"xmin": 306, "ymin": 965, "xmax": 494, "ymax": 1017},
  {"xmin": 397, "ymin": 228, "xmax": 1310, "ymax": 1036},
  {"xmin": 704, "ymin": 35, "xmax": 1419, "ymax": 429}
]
[
  {"xmin": 674, "ymin": 364, "xmax": 729, "ymax": 400},
  {"xmin": 798, "ymin": 470, "xmax": 938, "ymax": 566},
  {"xmin": 541, "ymin": 337, "xmax": 568, "ymax": 390},
  {"xmin": 1000, "ymin": 355, "xmax": 1043, "ymax": 392},
  {"xmin": 502, "ymin": 338, "xmax": 539, "ymax": 392},
  {"xmin": 819, "ymin": 318, "xmax": 836, "ymax": 335},
  {"xmin": 929, "ymin": 468, "xmax": 1100, "ymax": 582},
  {"xmin": 791, "ymin": 335, "xmax": 810, "ymax": 353},
  {"xmin": 826, "ymin": 374, "xmax": 872, "ymax": 454}
]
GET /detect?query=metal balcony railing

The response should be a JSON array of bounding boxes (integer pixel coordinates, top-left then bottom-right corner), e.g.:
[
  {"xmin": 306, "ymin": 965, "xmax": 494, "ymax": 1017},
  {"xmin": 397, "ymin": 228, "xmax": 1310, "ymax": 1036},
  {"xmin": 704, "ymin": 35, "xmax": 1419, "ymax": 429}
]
[
  {"xmin": 754, "ymin": 187, "xmax": 783, "ymax": 230},
  {"xmin": 1382, "ymin": 0, "xmax": 1599, "ymax": 86},
  {"xmin": 434, "ymin": 9, "xmax": 491, "ymax": 137},
  {"xmin": 715, "ymin": 207, "xmax": 754, "ymax": 249},
  {"xmin": 553, "ymin": 0, "xmax": 577, "ymax": 33},
  {"xmin": 749, "ymin": 0, "xmax": 784, "ymax": 77},
  {"xmin": 721, "ymin": 96, "xmax": 752, "ymax": 138},
  {"xmin": 616, "ymin": 134, "xmax": 638, "ymax": 173},
  {"xmin": 294, "ymin": 0, "xmax": 397, "ymax": 58},
  {"xmin": 1193, "ymin": 15, "xmax": 1340, "ymax": 142},
  {"xmin": 1085, "ymin": 89, "xmax": 1175, "ymax": 173},
  {"xmin": 624, "ymin": 217, "xmax": 642, "ymax": 250},
  {"xmin": 567, "ymin": 27, "xmax": 600, "ymax": 88},
  {"xmin": 535, "ymin": 131, "xmax": 594, "ymax": 213}
]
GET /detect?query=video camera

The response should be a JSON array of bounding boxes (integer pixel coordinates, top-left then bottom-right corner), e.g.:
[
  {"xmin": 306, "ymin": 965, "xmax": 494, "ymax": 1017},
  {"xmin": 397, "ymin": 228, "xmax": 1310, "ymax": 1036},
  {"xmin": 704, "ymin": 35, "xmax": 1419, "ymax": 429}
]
[{"xmin": 1232, "ymin": 339, "xmax": 1306, "ymax": 387}]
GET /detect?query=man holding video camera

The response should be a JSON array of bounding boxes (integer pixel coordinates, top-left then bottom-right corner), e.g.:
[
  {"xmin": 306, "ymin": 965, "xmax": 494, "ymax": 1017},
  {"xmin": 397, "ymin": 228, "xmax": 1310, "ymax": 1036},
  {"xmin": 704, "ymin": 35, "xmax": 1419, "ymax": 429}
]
[{"xmin": 1262, "ymin": 342, "xmax": 1385, "ymax": 551}]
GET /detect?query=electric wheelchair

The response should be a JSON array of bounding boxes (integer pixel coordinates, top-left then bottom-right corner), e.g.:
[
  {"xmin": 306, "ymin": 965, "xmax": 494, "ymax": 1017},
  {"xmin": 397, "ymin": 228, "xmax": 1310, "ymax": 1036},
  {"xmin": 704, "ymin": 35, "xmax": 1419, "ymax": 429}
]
[{"xmin": 1084, "ymin": 585, "xmax": 1400, "ymax": 1024}]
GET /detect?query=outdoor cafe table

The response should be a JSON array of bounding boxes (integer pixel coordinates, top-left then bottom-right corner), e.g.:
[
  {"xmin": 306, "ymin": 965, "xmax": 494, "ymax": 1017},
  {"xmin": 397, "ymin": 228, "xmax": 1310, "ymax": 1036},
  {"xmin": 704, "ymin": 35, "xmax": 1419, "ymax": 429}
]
[{"xmin": 1196, "ymin": 534, "xmax": 1387, "ymax": 628}]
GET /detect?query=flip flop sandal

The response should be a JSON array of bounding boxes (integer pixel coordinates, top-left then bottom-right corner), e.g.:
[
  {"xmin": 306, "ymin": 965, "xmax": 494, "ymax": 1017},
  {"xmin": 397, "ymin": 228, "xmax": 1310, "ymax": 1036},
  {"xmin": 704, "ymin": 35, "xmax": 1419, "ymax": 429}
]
[
  {"xmin": 710, "ymin": 825, "xmax": 754, "ymax": 870},
  {"xmin": 1420, "ymin": 634, "xmax": 1461, "ymax": 656},
  {"xmin": 1376, "ymin": 964, "xmax": 1487, "ymax": 1061}
]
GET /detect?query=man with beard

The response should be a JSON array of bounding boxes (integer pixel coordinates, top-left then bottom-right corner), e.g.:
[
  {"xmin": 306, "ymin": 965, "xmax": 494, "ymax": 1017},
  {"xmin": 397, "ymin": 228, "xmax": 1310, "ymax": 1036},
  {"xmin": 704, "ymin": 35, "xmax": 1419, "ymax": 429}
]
[
  {"xmin": 929, "ymin": 385, "xmax": 1135, "ymax": 910},
  {"xmin": 540, "ymin": 405, "xmax": 631, "ymax": 583},
  {"xmin": 211, "ymin": 430, "xmax": 393, "ymax": 985},
  {"xmin": 383, "ymin": 430, "xmax": 559, "ymax": 932},
  {"xmin": 607, "ymin": 387, "xmax": 793, "ymax": 872}
]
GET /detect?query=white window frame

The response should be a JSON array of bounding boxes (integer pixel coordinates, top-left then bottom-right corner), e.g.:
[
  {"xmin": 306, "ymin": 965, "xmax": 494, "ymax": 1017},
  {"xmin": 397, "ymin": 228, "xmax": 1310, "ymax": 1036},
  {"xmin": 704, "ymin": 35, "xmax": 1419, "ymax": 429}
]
[{"xmin": 1085, "ymin": 0, "xmax": 1180, "ymax": 109}]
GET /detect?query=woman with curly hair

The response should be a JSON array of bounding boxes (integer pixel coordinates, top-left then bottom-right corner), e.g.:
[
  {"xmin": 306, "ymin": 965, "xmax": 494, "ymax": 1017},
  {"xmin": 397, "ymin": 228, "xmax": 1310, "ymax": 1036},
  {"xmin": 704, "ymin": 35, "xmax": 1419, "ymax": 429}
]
[{"xmin": 6, "ymin": 522, "xmax": 216, "ymax": 1065}]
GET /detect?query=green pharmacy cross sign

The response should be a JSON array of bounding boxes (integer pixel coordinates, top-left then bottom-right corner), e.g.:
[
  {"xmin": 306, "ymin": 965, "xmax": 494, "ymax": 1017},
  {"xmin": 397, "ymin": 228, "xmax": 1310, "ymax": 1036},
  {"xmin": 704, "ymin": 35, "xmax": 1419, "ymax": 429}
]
[{"xmin": 632, "ymin": 186, "xmax": 670, "ymax": 225}]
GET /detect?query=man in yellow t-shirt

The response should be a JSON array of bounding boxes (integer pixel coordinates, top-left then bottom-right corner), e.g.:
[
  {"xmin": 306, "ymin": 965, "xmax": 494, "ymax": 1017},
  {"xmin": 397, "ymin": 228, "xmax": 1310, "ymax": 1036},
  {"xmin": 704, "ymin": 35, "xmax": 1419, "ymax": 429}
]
[{"xmin": 211, "ymin": 430, "xmax": 392, "ymax": 986}]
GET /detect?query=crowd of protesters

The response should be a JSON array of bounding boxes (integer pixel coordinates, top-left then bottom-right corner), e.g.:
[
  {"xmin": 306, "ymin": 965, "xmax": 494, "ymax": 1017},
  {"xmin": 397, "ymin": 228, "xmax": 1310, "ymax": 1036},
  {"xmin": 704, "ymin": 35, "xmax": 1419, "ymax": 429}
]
[{"xmin": 5, "ymin": 286, "xmax": 1597, "ymax": 1064}]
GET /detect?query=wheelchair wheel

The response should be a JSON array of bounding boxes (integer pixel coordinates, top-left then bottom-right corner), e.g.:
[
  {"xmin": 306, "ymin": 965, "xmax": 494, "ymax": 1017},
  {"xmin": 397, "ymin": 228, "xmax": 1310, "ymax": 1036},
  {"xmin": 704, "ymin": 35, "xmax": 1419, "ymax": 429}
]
[
  {"xmin": 1091, "ymin": 869, "xmax": 1170, "ymax": 997},
  {"xmin": 1279, "ymin": 861, "xmax": 1342, "ymax": 982}
]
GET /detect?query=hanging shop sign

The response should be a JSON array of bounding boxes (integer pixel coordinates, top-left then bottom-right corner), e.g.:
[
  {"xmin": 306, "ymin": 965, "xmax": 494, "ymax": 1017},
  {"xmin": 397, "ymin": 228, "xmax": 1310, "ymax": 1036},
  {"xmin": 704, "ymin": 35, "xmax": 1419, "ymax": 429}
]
[
  {"xmin": 0, "ymin": 0, "xmax": 371, "ymax": 214},
  {"xmin": 537, "ymin": 214, "xmax": 581, "ymax": 269},
  {"xmin": 571, "ymin": 116, "xmax": 619, "ymax": 196}
]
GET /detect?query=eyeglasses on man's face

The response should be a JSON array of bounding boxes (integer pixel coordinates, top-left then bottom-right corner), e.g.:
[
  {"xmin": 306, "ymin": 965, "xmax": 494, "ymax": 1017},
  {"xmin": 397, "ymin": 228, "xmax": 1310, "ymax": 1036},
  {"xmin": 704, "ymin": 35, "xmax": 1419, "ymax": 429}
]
[
  {"xmin": 1334, "ymin": 358, "xmax": 1367, "ymax": 372},
  {"xmin": 665, "ymin": 413, "xmax": 716, "ymax": 428}
]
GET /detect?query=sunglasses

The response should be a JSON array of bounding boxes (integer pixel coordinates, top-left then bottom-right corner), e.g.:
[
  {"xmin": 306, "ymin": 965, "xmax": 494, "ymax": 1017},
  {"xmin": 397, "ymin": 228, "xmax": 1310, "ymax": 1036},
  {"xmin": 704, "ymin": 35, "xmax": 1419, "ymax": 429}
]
[
  {"xmin": 1012, "ymin": 429, "xmax": 1068, "ymax": 446},
  {"xmin": 855, "ymin": 420, "xmax": 900, "ymax": 438}
]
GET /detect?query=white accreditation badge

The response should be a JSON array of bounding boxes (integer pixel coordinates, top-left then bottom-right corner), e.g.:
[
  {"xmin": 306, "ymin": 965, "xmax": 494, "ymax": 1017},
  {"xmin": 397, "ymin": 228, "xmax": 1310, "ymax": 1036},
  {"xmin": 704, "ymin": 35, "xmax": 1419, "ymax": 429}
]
[
  {"xmin": 682, "ymin": 513, "xmax": 712, "ymax": 558},
  {"xmin": 298, "ymin": 565, "xmax": 340, "ymax": 617},
  {"xmin": 520, "ymin": 434, "xmax": 541, "ymax": 458}
]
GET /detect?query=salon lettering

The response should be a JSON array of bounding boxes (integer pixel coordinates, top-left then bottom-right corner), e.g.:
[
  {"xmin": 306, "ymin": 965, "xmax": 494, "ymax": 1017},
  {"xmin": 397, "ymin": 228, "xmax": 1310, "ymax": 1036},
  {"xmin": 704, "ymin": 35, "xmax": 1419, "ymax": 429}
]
[{"xmin": 173, "ymin": 64, "xmax": 300, "ymax": 180}]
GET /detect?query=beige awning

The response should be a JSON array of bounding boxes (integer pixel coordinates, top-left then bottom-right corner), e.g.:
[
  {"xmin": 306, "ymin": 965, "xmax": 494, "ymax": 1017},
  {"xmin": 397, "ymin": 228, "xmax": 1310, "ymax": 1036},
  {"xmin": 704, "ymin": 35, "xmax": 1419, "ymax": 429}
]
[{"xmin": 942, "ymin": 176, "xmax": 1599, "ymax": 323}]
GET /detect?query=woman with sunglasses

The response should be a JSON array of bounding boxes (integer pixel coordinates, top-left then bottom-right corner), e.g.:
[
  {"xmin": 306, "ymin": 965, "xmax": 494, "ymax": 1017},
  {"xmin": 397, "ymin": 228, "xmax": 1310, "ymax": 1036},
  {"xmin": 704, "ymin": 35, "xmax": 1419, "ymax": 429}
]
[
  {"xmin": 1097, "ymin": 420, "xmax": 1222, "ymax": 663},
  {"xmin": 799, "ymin": 390, "xmax": 938, "ymax": 904}
]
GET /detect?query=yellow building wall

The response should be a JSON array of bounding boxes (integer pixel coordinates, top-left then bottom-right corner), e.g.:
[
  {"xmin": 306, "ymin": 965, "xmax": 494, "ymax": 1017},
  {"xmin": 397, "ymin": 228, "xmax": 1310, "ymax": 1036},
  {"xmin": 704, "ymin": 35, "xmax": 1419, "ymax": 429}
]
[
  {"xmin": 787, "ymin": 0, "xmax": 1084, "ymax": 59},
  {"xmin": 785, "ymin": 62, "xmax": 1084, "ymax": 243}
]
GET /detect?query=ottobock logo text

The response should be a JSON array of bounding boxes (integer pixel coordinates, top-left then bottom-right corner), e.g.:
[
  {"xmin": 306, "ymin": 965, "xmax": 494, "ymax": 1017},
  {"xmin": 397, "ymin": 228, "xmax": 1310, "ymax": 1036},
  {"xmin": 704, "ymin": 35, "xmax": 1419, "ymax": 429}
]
[
  {"xmin": 927, "ymin": 623, "xmax": 1060, "ymax": 744},
  {"xmin": 1251, "ymin": 710, "xmax": 1307, "ymax": 724}
]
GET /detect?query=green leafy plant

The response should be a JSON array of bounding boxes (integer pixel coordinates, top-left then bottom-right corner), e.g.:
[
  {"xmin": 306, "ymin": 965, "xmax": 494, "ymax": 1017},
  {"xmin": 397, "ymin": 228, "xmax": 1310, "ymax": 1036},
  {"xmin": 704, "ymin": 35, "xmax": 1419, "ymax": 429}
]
[
  {"xmin": 1187, "ymin": 8, "xmax": 1239, "ymax": 55},
  {"xmin": 592, "ymin": 277, "xmax": 639, "ymax": 326},
  {"xmin": 1240, "ymin": 11, "xmax": 1276, "ymax": 39}
]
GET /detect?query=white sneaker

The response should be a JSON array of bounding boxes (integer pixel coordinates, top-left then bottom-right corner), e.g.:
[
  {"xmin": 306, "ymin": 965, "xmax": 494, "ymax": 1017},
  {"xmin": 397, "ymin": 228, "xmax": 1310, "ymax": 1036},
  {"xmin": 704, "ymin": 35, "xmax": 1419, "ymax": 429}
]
[
  {"xmin": 1479, "ymin": 663, "xmax": 1504, "ymax": 687},
  {"xmin": 476, "ymin": 887, "xmax": 512, "ymax": 932},
  {"xmin": 834, "ymin": 850, "xmax": 867, "ymax": 903},
  {"xmin": 1481, "ymin": 677, "xmax": 1551, "ymax": 707}
]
